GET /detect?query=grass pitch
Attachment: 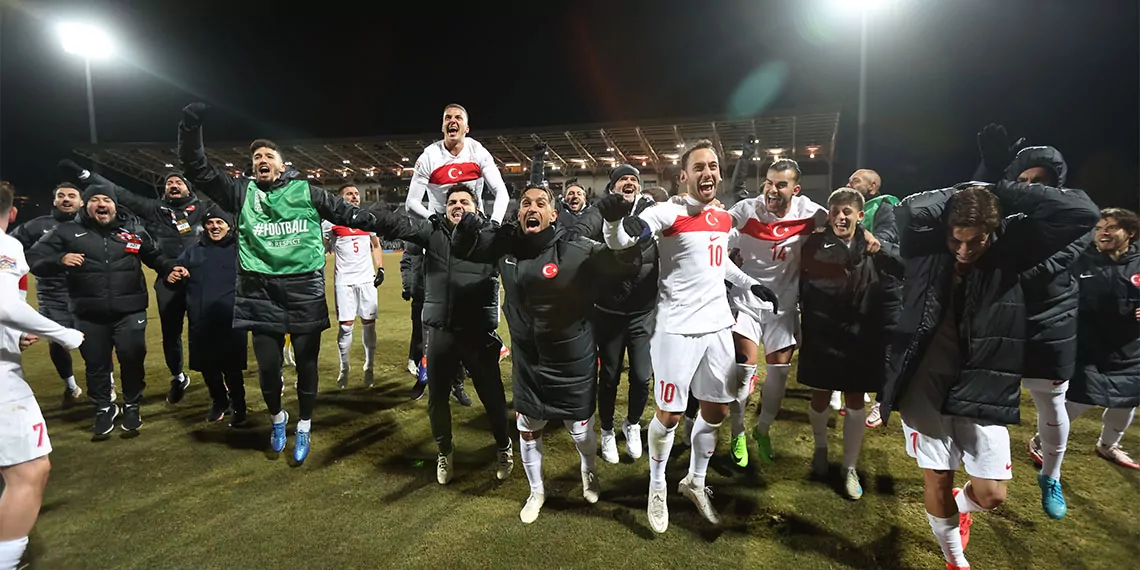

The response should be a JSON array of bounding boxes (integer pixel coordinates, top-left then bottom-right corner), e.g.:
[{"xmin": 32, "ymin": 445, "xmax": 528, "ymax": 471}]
[{"xmin": 12, "ymin": 253, "xmax": 1139, "ymax": 569}]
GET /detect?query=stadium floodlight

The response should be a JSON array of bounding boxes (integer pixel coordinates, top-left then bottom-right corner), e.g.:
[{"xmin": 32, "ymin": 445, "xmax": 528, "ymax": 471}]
[{"xmin": 59, "ymin": 23, "xmax": 114, "ymax": 60}]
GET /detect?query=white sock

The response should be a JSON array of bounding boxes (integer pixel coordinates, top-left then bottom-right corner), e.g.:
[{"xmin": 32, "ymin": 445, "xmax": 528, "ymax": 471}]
[
  {"xmin": 272, "ymin": 410, "xmax": 286, "ymax": 424},
  {"xmin": 297, "ymin": 419, "xmax": 311, "ymax": 433},
  {"xmin": 843, "ymin": 407, "xmax": 867, "ymax": 470},
  {"xmin": 808, "ymin": 405, "xmax": 830, "ymax": 450},
  {"xmin": 64, "ymin": 375, "xmax": 78, "ymax": 390},
  {"xmin": 688, "ymin": 414, "xmax": 721, "ymax": 488},
  {"xmin": 756, "ymin": 364, "xmax": 791, "ymax": 434},
  {"xmin": 1100, "ymin": 407, "xmax": 1136, "ymax": 448},
  {"xmin": 955, "ymin": 483, "xmax": 986, "ymax": 514},
  {"xmin": 337, "ymin": 324, "xmax": 353, "ymax": 371},
  {"xmin": 361, "ymin": 322, "xmax": 377, "ymax": 371},
  {"xmin": 926, "ymin": 512, "xmax": 969, "ymax": 567},
  {"xmin": 566, "ymin": 418, "xmax": 598, "ymax": 472},
  {"xmin": 648, "ymin": 416, "xmax": 675, "ymax": 491},
  {"xmin": 519, "ymin": 436, "xmax": 544, "ymax": 494},
  {"xmin": 1029, "ymin": 386, "xmax": 1069, "ymax": 480},
  {"xmin": 0, "ymin": 536, "xmax": 29, "ymax": 570},
  {"xmin": 729, "ymin": 363, "xmax": 757, "ymax": 437}
]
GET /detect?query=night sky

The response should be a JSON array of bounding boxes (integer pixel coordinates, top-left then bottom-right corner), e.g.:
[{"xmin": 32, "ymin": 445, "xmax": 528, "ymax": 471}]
[{"xmin": 2, "ymin": 0, "xmax": 1137, "ymax": 217}]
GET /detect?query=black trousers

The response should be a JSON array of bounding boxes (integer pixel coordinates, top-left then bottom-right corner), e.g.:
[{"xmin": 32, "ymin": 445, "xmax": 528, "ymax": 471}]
[
  {"xmin": 203, "ymin": 367, "xmax": 246, "ymax": 412},
  {"xmin": 154, "ymin": 278, "xmax": 187, "ymax": 376},
  {"xmin": 593, "ymin": 308, "xmax": 653, "ymax": 431},
  {"xmin": 425, "ymin": 326, "xmax": 510, "ymax": 455},
  {"xmin": 251, "ymin": 331, "xmax": 320, "ymax": 419},
  {"xmin": 39, "ymin": 303, "xmax": 74, "ymax": 380},
  {"xmin": 408, "ymin": 297, "xmax": 424, "ymax": 363},
  {"xmin": 74, "ymin": 311, "xmax": 148, "ymax": 408}
]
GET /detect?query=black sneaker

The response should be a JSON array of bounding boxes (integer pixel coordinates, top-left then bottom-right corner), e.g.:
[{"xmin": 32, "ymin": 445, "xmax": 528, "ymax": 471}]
[
  {"xmin": 229, "ymin": 408, "xmax": 248, "ymax": 428},
  {"xmin": 121, "ymin": 404, "xmax": 142, "ymax": 431},
  {"xmin": 206, "ymin": 401, "xmax": 229, "ymax": 423},
  {"xmin": 166, "ymin": 374, "xmax": 189, "ymax": 404},
  {"xmin": 93, "ymin": 404, "xmax": 119, "ymax": 436},
  {"xmin": 410, "ymin": 380, "xmax": 428, "ymax": 401},
  {"xmin": 452, "ymin": 385, "xmax": 472, "ymax": 407}
]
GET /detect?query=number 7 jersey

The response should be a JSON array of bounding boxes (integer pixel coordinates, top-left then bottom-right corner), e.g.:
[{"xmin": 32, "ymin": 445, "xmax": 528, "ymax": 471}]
[{"xmin": 729, "ymin": 195, "xmax": 826, "ymax": 310}]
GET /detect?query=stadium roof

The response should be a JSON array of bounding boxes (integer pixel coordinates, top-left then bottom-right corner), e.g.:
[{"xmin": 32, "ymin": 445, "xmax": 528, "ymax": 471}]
[{"xmin": 72, "ymin": 109, "xmax": 841, "ymax": 188}]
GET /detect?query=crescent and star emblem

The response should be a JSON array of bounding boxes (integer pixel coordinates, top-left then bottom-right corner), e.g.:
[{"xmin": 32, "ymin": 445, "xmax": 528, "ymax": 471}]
[
  {"xmin": 704, "ymin": 211, "xmax": 716, "ymax": 226},
  {"xmin": 772, "ymin": 225, "xmax": 789, "ymax": 238},
  {"xmin": 447, "ymin": 167, "xmax": 461, "ymax": 179}
]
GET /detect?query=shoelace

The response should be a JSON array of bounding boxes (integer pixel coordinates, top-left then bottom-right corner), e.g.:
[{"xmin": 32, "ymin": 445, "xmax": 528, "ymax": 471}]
[{"xmin": 1045, "ymin": 480, "xmax": 1064, "ymax": 502}]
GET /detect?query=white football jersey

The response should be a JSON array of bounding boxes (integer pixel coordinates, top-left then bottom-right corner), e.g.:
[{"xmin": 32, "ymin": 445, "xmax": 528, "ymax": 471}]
[
  {"xmin": 639, "ymin": 196, "xmax": 737, "ymax": 335},
  {"xmin": 322, "ymin": 221, "xmax": 375, "ymax": 286},
  {"xmin": 0, "ymin": 233, "xmax": 34, "ymax": 404},
  {"xmin": 729, "ymin": 195, "xmax": 826, "ymax": 309},
  {"xmin": 406, "ymin": 138, "xmax": 509, "ymax": 223}
]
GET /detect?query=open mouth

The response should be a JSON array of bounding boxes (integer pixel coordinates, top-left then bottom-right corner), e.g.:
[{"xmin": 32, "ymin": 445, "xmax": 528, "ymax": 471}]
[
  {"xmin": 446, "ymin": 123, "xmax": 460, "ymax": 135},
  {"xmin": 95, "ymin": 208, "xmax": 110, "ymax": 216},
  {"xmin": 257, "ymin": 164, "xmax": 271, "ymax": 176},
  {"xmin": 524, "ymin": 214, "xmax": 541, "ymax": 229}
]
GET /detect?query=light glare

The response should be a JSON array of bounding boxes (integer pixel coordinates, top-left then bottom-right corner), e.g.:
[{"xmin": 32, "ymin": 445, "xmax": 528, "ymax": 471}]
[{"xmin": 59, "ymin": 23, "xmax": 114, "ymax": 60}]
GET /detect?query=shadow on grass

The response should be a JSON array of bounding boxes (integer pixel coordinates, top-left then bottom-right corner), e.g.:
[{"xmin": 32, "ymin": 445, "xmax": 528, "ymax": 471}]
[
  {"xmin": 321, "ymin": 417, "xmax": 402, "ymax": 467},
  {"xmin": 188, "ymin": 425, "xmax": 267, "ymax": 451}
]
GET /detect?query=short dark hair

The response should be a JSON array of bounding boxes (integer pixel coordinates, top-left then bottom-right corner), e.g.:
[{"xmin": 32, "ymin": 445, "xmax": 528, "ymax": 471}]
[
  {"xmin": 520, "ymin": 183, "xmax": 555, "ymax": 203},
  {"xmin": 642, "ymin": 186, "xmax": 669, "ymax": 203},
  {"xmin": 0, "ymin": 180, "xmax": 13, "ymax": 216},
  {"xmin": 681, "ymin": 139, "xmax": 717, "ymax": 170},
  {"xmin": 563, "ymin": 179, "xmax": 585, "ymax": 195},
  {"xmin": 250, "ymin": 139, "xmax": 280, "ymax": 156},
  {"xmin": 337, "ymin": 183, "xmax": 357, "ymax": 195},
  {"xmin": 768, "ymin": 158, "xmax": 802, "ymax": 183},
  {"xmin": 948, "ymin": 185, "xmax": 1001, "ymax": 234},
  {"xmin": 827, "ymin": 188, "xmax": 865, "ymax": 210},
  {"xmin": 443, "ymin": 104, "xmax": 468, "ymax": 120},
  {"xmin": 1101, "ymin": 207, "xmax": 1140, "ymax": 244},
  {"xmin": 446, "ymin": 184, "xmax": 477, "ymax": 202},
  {"xmin": 54, "ymin": 182, "xmax": 81, "ymax": 194}
]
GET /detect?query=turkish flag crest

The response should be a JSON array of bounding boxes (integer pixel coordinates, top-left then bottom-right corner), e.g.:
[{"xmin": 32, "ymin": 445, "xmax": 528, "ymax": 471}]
[{"xmin": 541, "ymin": 263, "xmax": 559, "ymax": 279}]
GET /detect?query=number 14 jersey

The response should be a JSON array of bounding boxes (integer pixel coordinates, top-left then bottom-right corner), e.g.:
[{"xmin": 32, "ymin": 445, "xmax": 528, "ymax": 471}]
[{"xmin": 729, "ymin": 195, "xmax": 826, "ymax": 310}]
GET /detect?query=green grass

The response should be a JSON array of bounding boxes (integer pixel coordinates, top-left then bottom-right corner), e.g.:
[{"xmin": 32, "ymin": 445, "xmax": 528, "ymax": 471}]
[{"xmin": 13, "ymin": 253, "xmax": 1139, "ymax": 569}]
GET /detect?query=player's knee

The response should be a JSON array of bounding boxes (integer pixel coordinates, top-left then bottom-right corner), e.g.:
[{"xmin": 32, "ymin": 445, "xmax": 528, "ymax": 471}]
[
  {"xmin": 9, "ymin": 457, "xmax": 51, "ymax": 492},
  {"xmin": 339, "ymin": 321, "xmax": 354, "ymax": 327},
  {"xmin": 971, "ymin": 481, "xmax": 1007, "ymax": 509},
  {"xmin": 519, "ymin": 430, "xmax": 538, "ymax": 442},
  {"xmin": 656, "ymin": 409, "xmax": 682, "ymax": 429},
  {"xmin": 361, "ymin": 319, "xmax": 375, "ymax": 325}
]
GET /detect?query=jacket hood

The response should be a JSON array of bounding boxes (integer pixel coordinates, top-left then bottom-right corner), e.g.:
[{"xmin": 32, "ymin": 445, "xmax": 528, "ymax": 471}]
[{"xmin": 1004, "ymin": 146, "xmax": 1068, "ymax": 187}]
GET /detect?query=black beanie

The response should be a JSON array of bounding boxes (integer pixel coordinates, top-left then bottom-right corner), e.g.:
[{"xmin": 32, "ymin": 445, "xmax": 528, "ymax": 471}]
[
  {"xmin": 204, "ymin": 206, "xmax": 233, "ymax": 227},
  {"xmin": 607, "ymin": 164, "xmax": 641, "ymax": 192},
  {"xmin": 164, "ymin": 172, "xmax": 194, "ymax": 192},
  {"xmin": 82, "ymin": 184, "xmax": 117, "ymax": 205}
]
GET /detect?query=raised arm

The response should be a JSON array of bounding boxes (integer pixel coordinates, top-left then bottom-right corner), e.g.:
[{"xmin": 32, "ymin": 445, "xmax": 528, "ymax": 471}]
[
  {"xmin": 896, "ymin": 188, "xmax": 956, "ymax": 259},
  {"xmin": 404, "ymin": 152, "xmax": 433, "ymax": 220},
  {"xmin": 602, "ymin": 196, "xmax": 664, "ymax": 251},
  {"xmin": 993, "ymin": 181, "xmax": 1100, "ymax": 273},
  {"xmin": 177, "ymin": 103, "xmax": 245, "ymax": 213},
  {"xmin": 451, "ymin": 212, "xmax": 511, "ymax": 264},
  {"xmin": 477, "ymin": 146, "xmax": 510, "ymax": 224},
  {"xmin": 311, "ymin": 186, "xmax": 377, "ymax": 231},
  {"xmin": 60, "ymin": 160, "xmax": 162, "ymax": 221},
  {"xmin": 367, "ymin": 208, "xmax": 433, "ymax": 248}
]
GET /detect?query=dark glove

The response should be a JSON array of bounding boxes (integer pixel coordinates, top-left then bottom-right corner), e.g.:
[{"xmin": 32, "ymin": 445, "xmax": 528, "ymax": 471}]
[
  {"xmin": 57, "ymin": 159, "xmax": 91, "ymax": 182},
  {"xmin": 742, "ymin": 136, "xmax": 759, "ymax": 159},
  {"xmin": 182, "ymin": 103, "xmax": 208, "ymax": 128},
  {"xmin": 374, "ymin": 268, "xmax": 385, "ymax": 287},
  {"xmin": 401, "ymin": 290, "xmax": 411, "ymax": 301},
  {"xmin": 428, "ymin": 214, "xmax": 445, "ymax": 232},
  {"xmin": 750, "ymin": 284, "xmax": 780, "ymax": 314},
  {"xmin": 597, "ymin": 193, "xmax": 632, "ymax": 222},
  {"xmin": 457, "ymin": 211, "xmax": 482, "ymax": 235},
  {"xmin": 977, "ymin": 123, "xmax": 1026, "ymax": 173},
  {"xmin": 623, "ymin": 216, "xmax": 648, "ymax": 241}
]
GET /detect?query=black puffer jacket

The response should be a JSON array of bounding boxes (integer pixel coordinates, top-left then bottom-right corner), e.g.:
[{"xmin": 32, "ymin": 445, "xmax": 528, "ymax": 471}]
[
  {"xmin": 79, "ymin": 171, "xmax": 208, "ymax": 260},
  {"xmin": 566, "ymin": 200, "xmax": 660, "ymax": 314},
  {"xmin": 1067, "ymin": 244, "xmax": 1140, "ymax": 408},
  {"xmin": 453, "ymin": 219, "xmax": 638, "ymax": 421},
  {"xmin": 881, "ymin": 181, "xmax": 1099, "ymax": 425},
  {"xmin": 26, "ymin": 206, "xmax": 174, "ymax": 319},
  {"xmin": 178, "ymin": 123, "xmax": 378, "ymax": 334},
  {"xmin": 400, "ymin": 244, "xmax": 426, "ymax": 302},
  {"xmin": 371, "ymin": 211, "xmax": 499, "ymax": 331},
  {"xmin": 11, "ymin": 209, "xmax": 76, "ymax": 308},
  {"xmin": 798, "ymin": 227, "xmax": 904, "ymax": 393},
  {"xmin": 865, "ymin": 195, "xmax": 903, "ymax": 331},
  {"xmin": 175, "ymin": 228, "xmax": 247, "ymax": 372},
  {"xmin": 1003, "ymin": 146, "xmax": 1087, "ymax": 381}
]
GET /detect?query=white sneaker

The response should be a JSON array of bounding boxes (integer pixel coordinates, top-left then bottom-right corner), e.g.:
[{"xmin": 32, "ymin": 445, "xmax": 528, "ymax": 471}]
[
  {"xmin": 110, "ymin": 372, "xmax": 116, "ymax": 403},
  {"xmin": 648, "ymin": 486, "xmax": 669, "ymax": 533},
  {"xmin": 496, "ymin": 441, "xmax": 514, "ymax": 481},
  {"xmin": 600, "ymin": 429, "xmax": 619, "ymax": 464},
  {"xmin": 844, "ymin": 467, "xmax": 863, "ymax": 500},
  {"xmin": 623, "ymin": 420, "xmax": 643, "ymax": 460},
  {"xmin": 336, "ymin": 368, "xmax": 349, "ymax": 389},
  {"xmin": 829, "ymin": 391, "xmax": 842, "ymax": 411},
  {"xmin": 520, "ymin": 491, "xmax": 545, "ymax": 524},
  {"xmin": 581, "ymin": 470, "xmax": 600, "ymax": 504},
  {"xmin": 406, "ymin": 359, "xmax": 418, "ymax": 376},
  {"xmin": 363, "ymin": 369, "xmax": 374, "ymax": 388},
  {"xmin": 678, "ymin": 474, "xmax": 719, "ymax": 524},
  {"xmin": 436, "ymin": 452, "xmax": 453, "ymax": 485}
]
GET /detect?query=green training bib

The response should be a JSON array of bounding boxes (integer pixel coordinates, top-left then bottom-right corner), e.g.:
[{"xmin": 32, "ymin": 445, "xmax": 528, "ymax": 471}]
[{"xmin": 237, "ymin": 179, "xmax": 324, "ymax": 275}]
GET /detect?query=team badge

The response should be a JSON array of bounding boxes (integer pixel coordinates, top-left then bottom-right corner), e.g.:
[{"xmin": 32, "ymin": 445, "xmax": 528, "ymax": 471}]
[
  {"xmin": 0, "ymin": 255, "xmax": 17, "ymax": 271},
  {"xmin": 1130, "ymin": 273, "xmax": 1140, "ymax": 287},
  {"xmin": 541, "ymin": 263, "xmax": 559, "ymax": 279}
]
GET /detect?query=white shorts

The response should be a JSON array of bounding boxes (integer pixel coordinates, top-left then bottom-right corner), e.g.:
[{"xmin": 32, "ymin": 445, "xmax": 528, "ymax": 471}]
[
  {"xmin": 516, "ymin": 413, "xmax": 591, "ymax": 435},
  {"xmin": 1022, "ymin": 377, "xmax": 1069, "ymax": 395},
  {"xmin": 0, "ymin": 396, "xmax": 52, "ymax": 467},
  {"xmin": 899, "ymin": 409, "xmax": 1012, "ymax": 481},
  {"xmin": 650, "ymin": 327, "xmax": 737, "ymax": 412},
  {"xmin": 731, "ymin": 306, "xmax": 799, "ymax": 355},
  {"xmin": 334, "ymin": 282, "xmax": 378, "ymax": 322}
]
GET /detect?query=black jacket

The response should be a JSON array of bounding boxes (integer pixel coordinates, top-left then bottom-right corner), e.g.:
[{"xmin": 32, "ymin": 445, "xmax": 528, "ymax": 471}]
[
  {"xmin": 881, "ymin": 181, "xmax": 1099, "ymax": 425},
  {"xmin": 79, "ymin": 171, "xmax": 208, "ymax": 261},
  {"xmin": 1067, "ymin": 244, "xmax": 1140, "ymax": 408},
  {"xmin": 866, "ymin": 195, "xmax": 903, "ymax": 332},
  {"xmin": 27, "ymin": 209, "xmax": 174, "ymax": 319},
  {"xmin": 556, "ymin": 202, "xmax": 591, "ymax": 223},
  {"xmin": 400, "ymin": 244, "xmax": 426, "ymax": 302},
  {"xmin": 798, "ymin": 227, "xmax": 904, "ymax": 393},
  {"xmin": 177, "ymin": 123, "xmax": 378, "ymax": 334},
  {"xmin": 453, "ymin": 220, "xmax": 637, "ymax": 421},
  {"xmin": 372, "ymin": 212, "xmax": 499, "ymax": 332},
  {"xmin": 1002, "ymin": 147, "xmax": 1086, "ymax": 381},
  {"xmin": 11, "ymin": 209, "xmax": 76, "ymax": 308},
  {"xmin": 566, "ymin": 200, "xmax": 660, "ymax": 315},
  {"xmin": 175, "ymin": 231, "xmax": 247, "ymax": 372}
]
